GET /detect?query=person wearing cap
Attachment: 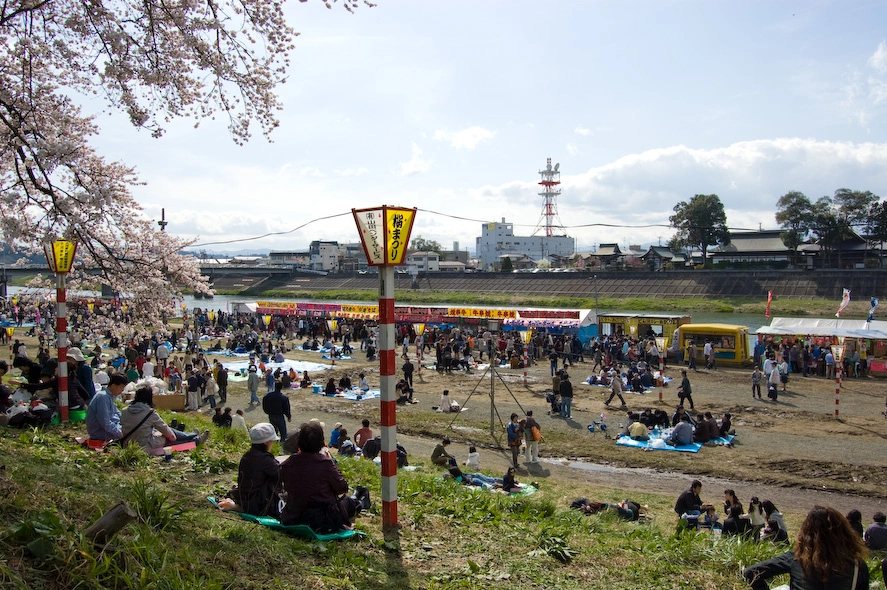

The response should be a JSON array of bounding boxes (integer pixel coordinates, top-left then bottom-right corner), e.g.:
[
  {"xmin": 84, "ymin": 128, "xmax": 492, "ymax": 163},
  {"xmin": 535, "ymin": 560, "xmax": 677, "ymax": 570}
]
[
  {"xmin": 228, "ymin": 423, "xmax": 281, "ymax": 516},
  {"xmin": 68, "ymin": 347, "xmax": 96, "ymax": 402},
  {"xmin": 247, "ymin": 364, "xmax": 260, "ymax": 406},
  {"xmin": 86, "ymin": 374, "xmax": 127, "ymax": 441},
  {"xmin": 328, "ymin": 423, "xmax": 344, "ymax": 449},
  {"xmin": 120, "ymin": 386, "xmax": 209, "ymax": 452},
  {"xmin": 279, "ymin": 421, "xmax": 369, "ymax": 532},
  {"xmin": 262, "ymin": 380, "xmax": 291, "ymax": 442}
]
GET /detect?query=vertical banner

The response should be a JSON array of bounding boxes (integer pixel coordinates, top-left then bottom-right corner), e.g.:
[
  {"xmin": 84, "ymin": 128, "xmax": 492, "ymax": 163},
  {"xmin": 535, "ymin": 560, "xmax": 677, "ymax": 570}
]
[
  {"xmin": 868, "ymin": 297, "xmax": 880, "ymax": 323},
  {"xmin": 765, "ymin": 290, "xmax": 773, "ymax": 319},
  {"xmin": 835, "ymin": 288, "xmax": 851, "ymax": 318}
]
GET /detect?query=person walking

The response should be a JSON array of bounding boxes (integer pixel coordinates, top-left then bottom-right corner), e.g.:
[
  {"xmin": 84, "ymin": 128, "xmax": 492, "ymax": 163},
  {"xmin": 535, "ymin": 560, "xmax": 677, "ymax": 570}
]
[
  {"xmin": 262, "ymin": 380, "xmax": 291, "ymax": 442},
  {"xmin": 247, "ymin": 364, "xmax": 260, "ymax": 406},
  {"xmin": 687, "ymin": 341, "xmax": 697, "ymax": 371},
  {"xmin": 677, "ymin": 369, "xmax": 695, "ymax": 410},
  {"xmin": 402, "ymin": 358, "xmax": 414, "ymax": 389},
  {"xmin": 605, "ymin": 367, "xmax": 627, "ymax": 407},
  {"xmin": 524, "ymin": 410, "xmax": 541, "ymax": 464},
  {"xmin": 559, "ymin": 373, "xmax": 574, "ymax": 419}
]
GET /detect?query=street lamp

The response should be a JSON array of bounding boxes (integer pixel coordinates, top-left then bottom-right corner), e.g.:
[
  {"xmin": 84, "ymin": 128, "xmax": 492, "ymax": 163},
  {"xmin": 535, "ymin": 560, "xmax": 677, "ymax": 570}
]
[
  {"xmin": 44, "ymin": 239, "xmax": 78, "ymax": 422},
  {"xmin": 831, "ymin": 338, "xmax": 846, "ymax": 417},
  {"xmin": 353, "ymin": 205, "xmax": 416, "ymax": 535}
]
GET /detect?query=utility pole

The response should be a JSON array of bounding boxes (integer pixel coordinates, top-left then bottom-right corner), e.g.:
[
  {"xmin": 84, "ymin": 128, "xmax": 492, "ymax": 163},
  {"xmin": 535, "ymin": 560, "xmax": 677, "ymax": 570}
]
[{"xmin": 158, "ymin": 208, "xmax": 168, "ymax": 232}]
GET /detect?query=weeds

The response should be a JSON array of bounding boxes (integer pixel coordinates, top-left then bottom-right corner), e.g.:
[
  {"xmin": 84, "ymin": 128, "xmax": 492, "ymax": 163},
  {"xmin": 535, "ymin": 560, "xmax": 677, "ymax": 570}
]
[
  {"xmin": 129, "ymin": 479, "xmax": 187, "ymax": 533},
  {"xmin": 107, "ymin": 442, "xmax": 150, "ymax": 469}
]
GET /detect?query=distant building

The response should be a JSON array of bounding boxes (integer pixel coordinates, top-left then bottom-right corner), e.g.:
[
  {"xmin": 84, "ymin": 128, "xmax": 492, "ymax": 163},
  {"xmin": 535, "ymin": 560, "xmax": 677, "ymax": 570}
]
[
  {"xmin": 641, "ymin": 246, "xmax": 688, "ymax": 270},
  {"xmin": 269, "ymin": 251, "xmax": 309, "ymax": 266},
  {"xmin": 476, "ymin": 218, "xmax": 575, "ymax": 271},
  {"xmin": 309, "ymin": 240, "xmax": 339, "ymax": 271},
  {"xmin": 405, "ymin": 251, "xmax": 440, "ymax": 272}
]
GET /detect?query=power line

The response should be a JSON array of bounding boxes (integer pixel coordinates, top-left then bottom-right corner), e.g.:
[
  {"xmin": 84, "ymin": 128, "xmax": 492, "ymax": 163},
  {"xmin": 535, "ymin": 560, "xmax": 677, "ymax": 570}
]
[{"xmin": 189, "ymin": 207, "xmax": 763, "ymax": 247}]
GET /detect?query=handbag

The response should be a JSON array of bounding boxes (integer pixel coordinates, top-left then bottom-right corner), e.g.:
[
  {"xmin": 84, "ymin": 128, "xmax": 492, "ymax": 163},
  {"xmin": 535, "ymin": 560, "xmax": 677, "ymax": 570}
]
[{"xmin": 531, "ymin": 425, "xmax": 542, "ymax": 442}]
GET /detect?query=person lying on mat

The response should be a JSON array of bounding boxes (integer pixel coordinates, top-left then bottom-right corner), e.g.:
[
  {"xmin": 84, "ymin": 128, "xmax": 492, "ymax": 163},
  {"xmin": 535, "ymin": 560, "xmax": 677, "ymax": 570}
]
[{"xmin": 571, "ymin": 498, "xmax": 647, "ymax": 521}]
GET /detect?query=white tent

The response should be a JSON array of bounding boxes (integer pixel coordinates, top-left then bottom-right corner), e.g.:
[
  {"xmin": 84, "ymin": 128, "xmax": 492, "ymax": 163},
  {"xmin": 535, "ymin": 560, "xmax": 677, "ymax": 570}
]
[{"xmin": 756, "ymin": 317, "xmax": 887, "ymax": 340}]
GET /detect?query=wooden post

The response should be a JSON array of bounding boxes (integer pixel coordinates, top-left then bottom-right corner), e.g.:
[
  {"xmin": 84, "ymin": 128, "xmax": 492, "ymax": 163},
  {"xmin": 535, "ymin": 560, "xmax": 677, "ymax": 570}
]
[{"xmin": 85, "ymin": 501, "xmax": 138, "ymax": 545}]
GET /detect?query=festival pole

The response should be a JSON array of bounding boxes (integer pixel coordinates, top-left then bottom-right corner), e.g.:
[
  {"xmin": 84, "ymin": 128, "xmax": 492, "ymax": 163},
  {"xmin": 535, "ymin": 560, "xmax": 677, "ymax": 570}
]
[
  {"xmin": 353, "ymin": 206, "xmax": 416, "ymax": 535},
  {"xmin": 655, "ymin": 336, "xmax": 667, "ymax": 403},
  {"xmin": 831, "ymin": 339, "xmax": 845, "ymax": 417},
  {"xmin": 44, "ymin": 240, "xmax": 77, "ymax": 422},
  {"xmin": 6, "ymin": 327, "xmax": 13, "ymax": 367}
]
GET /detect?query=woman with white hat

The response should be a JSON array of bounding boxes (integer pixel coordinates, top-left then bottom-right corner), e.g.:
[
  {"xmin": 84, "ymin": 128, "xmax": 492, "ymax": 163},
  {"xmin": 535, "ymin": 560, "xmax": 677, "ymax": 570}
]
[{"xmin": 229, "ymin": 423, "xmax": 281, "ymax": 516}]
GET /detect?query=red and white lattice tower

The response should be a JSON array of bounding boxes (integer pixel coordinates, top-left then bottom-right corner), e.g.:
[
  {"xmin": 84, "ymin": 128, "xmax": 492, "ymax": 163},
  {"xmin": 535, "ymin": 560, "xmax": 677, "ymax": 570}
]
[{"xmin": 533, "ymin": 158, "xmax": 567, "ymax": 237}]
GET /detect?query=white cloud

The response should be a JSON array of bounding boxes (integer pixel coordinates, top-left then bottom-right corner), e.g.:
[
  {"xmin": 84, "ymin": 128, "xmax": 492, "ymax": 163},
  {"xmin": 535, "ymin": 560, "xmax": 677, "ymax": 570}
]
[
  {"xmin": 566, "ymin": 143, "xmax": 579, "ymax": 156},
  {"xmin": 433, "ymin": 126, "xmax": 494, "ymax": 149},
  {"xmin": 574, "ymin": 126, "xmax": 591, "ymax": 136},
  {"xmin": 334, "ymin": 167, "xmax": 369, "ymax": 176},
  {"xmin": 868, "ymin": 41, "xmax": 887, "ymax": 73},
  {"xmin": 398, "ymin": 143, "xmax": 431, "ymax": 176},
  {"xmin": 296, "ymin": 167, "xmax": 325, "ymax": 177}
]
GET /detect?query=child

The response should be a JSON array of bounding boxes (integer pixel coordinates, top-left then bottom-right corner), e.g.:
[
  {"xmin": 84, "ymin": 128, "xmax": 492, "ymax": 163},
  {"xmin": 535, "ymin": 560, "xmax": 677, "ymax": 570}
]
[
  {"xmin": 465, "ymin": 446, "xmax": 480, "ymax": 471},
  {"xmin": 703, "ymin": 505, "xmax": 721, "ymax": 530}
]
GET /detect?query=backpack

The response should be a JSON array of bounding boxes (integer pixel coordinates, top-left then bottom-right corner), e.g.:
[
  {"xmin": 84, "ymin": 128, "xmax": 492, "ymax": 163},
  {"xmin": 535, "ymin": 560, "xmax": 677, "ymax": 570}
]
[
  {"xmin": 396, "ymin": 444, "xmax": 408, "ymax": 467},
  {"xmin": 362, "ymin": 436, "xmax": 381, "ymax": 460},
  {"xmin": 570, "ymin": 497, "xmax": 590, "ymax": 510}
]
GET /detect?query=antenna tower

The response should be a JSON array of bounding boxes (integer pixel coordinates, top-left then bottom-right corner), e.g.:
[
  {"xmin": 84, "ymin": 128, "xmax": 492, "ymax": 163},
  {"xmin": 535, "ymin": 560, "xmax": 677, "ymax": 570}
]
[{"xmin": 533, "ymin": 157, "xmax": 567, "ymax": 237}]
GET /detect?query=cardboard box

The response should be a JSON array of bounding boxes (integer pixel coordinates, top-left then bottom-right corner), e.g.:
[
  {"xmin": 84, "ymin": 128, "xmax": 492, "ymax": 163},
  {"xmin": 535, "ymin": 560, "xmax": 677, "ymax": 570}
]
[{"xmin": 151, "ymin": 394, "xmax": 186, "ymax": 411}]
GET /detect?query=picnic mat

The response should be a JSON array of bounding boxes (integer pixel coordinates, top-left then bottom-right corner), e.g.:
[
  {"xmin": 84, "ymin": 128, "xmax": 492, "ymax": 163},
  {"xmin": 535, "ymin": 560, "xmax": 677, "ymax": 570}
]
[
  {"xmin": 222, "ymin": 359, "xmax": 334, "ymax": 375},
  {"xmin": 321, "ymin": 355, "xmax": 353, "ymax": 360},
  {"xmin": 615, "ymin": 432, "xmax": 735, "ymax": 453},
  {"xmin": 312, "ymin": 389, "xmax": 381, "ymax": 401},
  {"xmin": 207, "ymin": 497, "xmax": 361, "ymax": 541}
]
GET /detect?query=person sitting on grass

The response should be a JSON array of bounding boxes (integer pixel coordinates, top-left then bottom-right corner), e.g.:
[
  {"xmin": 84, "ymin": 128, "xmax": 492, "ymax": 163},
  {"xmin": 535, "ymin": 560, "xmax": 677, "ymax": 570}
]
[
  {"xmin": 279, "ymin": 421, "xmax": 370, "ymax": 533},
  {"xmin": 501, "ymin": 466, "xmax": 521, "ymax": 493},
  {"xmin": 119, "ymin": 386, "xmax": 208, "ymax": 452},
  {"xmin": 85, "ymin": 373, "xmax": 127, "ymax": 441},
  {"xmin": 226, "ymin": 423, "xmax": 281, "ymax": 517},
  {"xmin": 431, "ymin": 437, "xmax": 456, "ymax": 466}
]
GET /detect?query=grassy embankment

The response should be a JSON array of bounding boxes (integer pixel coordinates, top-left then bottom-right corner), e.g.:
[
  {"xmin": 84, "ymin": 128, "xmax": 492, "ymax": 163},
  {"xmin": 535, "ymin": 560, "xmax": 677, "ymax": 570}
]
[{"xmin": 5, "ymin": 416, "xmax": 884, "ymax": 590}]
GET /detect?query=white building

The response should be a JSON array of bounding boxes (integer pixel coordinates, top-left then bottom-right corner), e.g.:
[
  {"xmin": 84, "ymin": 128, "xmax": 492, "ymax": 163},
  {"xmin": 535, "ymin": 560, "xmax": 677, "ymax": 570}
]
[
  {"xmin": 405, "ymin": 251, "xmax": 440, "ymax": 272},
  {"xmin": 475, "ymin": 218, "xmax": 575, "ymax": 271},
  {"xmin": 309, "ymin": 240, "xmax": 339, "ymax": 271}
]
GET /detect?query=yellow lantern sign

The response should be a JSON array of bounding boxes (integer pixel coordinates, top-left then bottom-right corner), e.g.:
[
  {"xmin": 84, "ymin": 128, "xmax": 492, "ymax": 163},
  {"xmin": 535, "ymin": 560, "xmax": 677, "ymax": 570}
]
[
  {"xmin": 263, "ymin": 315, "xmax": 272, "ymax": 326},
  {"xmin": 87, "ymin": 302, "xmax": 94, "ymax": 312},
  {"xmin": 352, "ymin": 206, "xmax": 417, "ymax": 266},
  {"xmin": 327, "ymin": 319, "xmax": 338, "ymax": 332},
  {"xmin": 5, "ymin": 327, "xmax": 13, "ymax": 338},
  {"xmin": 519, "ymin": 330, "xmax": 533, "ymax": 344},
  {"xmin": 413, "ymin": 323, "xmax": 426, "ymax": 336},
  {"xmin": 43, "ymin": 240, "xmax": 78, "ymax": 274}
]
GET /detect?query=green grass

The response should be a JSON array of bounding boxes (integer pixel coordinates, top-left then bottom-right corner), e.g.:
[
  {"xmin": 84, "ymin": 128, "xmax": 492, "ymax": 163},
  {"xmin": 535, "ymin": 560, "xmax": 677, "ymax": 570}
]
[{"xmin": 1, "ymin": 420, "xmax": 884, "ymax": 589}]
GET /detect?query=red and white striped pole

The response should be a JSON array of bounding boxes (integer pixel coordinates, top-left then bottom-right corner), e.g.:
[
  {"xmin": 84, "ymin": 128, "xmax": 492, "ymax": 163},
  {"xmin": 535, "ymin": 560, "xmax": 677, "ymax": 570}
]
[
  {"xmin": 353, "ymin": 205, "xmax": 416, "ymax": 534},
  {"xmin": 56, "ymin": 272, "xmax": 69, "ymax": 422},
  {"xmin": 832, "ymin": 344, "xmax": 844, "ymax": 418},
  {"xmin": 378, "ymin": 265, "xmax": 397, "ymax": 530},
  {"xmin": 7, "ymin": 327, "xmax": 13, "ymax": 367}
]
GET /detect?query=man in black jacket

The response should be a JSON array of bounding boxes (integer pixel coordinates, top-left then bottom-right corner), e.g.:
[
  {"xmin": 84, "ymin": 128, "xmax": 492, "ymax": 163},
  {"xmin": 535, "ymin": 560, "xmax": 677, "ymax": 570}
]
[
  {"xmin": 559, "ymin": 373, "xmax": 574, "ymax": 419},
  {"xmin": 262, "ymin": 381, "xmax": 291, "ymax": 442}
]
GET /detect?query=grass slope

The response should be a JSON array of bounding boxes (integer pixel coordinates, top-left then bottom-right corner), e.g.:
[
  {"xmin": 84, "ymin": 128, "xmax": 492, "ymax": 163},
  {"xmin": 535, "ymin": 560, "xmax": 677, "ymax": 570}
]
[{"xmin": 1, "ymin": 418, "xmax": 883, "ymax": 589}]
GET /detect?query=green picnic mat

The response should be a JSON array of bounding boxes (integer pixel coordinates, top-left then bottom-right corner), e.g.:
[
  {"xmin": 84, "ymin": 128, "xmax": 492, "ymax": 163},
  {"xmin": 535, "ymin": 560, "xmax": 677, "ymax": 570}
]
[{"xmin": 207, "ymin": 497, "xmax": 361, "ymax": 541}]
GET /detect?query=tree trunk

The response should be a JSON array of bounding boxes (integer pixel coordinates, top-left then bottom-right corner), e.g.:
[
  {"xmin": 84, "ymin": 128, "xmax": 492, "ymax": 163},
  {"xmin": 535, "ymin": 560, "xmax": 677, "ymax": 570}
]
[{"xmin": 85, "ymin": 502, "xmax": 138, "ymax": 545}]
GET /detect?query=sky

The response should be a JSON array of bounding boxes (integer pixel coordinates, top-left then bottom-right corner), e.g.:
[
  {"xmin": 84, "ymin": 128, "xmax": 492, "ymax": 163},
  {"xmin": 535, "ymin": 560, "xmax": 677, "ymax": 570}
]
[{"xmin": 92, "ymin": 0, "xmax": 887, "ymax": 255}]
